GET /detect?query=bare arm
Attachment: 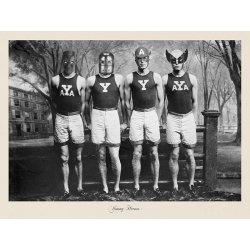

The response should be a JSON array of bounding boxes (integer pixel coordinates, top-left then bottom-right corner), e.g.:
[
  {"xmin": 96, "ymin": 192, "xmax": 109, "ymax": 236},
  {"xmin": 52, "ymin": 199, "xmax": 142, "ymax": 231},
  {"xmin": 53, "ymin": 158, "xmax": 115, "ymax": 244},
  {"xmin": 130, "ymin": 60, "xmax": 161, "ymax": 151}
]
[
  {"xmin": 77, "ymin": 76, "xmax": 86, "ymax": 116},
  {"xmin": 124, "ymin": 74, "xmax": 133, "ymax": 126},
  {"xmin": 115, "ymin": 74, "xmax": 127, "ymax": 125},
  {"xmin": 85, "ymin": 76, "xmax": 95, "ymax": 127},
  {"xmin": 154, "ymin": 73, "xmax": 164, "ymax": 123},
  {"xmin": 161, "ymin": 74, "xmax": 169, "ymax": 125},
  {"xmin": 189, "ymin": 74, "xmax": 198, "ymax": 122}
]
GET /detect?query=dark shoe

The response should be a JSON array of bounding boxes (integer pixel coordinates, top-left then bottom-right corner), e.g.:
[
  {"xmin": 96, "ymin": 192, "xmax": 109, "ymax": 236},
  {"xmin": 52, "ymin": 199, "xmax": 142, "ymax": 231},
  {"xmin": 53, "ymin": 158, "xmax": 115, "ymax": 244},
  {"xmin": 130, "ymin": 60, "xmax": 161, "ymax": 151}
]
[
  {"xmin": 132, "ymin": 188, "xmax": 141, "ymax": 197},
  {"xmin": 115, "ymin": 190, "xmax": 122, "ymax": 196},
  {"xmin": 62, "ymin": 191, "xmax": 70, "ymax": 199},
  {"xmin": 171, "ymin": 188, "xmax": 178, "ymax": 198},
  {"xmin": 77, "ymin": 189, "xmax": 86, "ymax": 197},
  {"xmin": 189, "ymin": 185, "xmax": 197, "ymax": 197},
  {"xmin": 100, "ymin": 190, "xmax": 109, "ymax": 196},
  {"xmin": 153, "ymin": 188, "xmax": 162, "ymax": 197}
]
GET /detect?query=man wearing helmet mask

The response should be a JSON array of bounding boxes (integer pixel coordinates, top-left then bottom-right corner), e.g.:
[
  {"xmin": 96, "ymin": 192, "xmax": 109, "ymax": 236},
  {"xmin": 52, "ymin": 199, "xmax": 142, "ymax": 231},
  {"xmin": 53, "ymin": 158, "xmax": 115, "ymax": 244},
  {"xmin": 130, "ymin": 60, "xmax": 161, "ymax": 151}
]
[
  {"xmin": 162, "ymin": 49, "xmax": 198, "ymax": 197},
  {"xmin": 51, "ymin": 50, "xmax": 86, "ymax": 199},
  {"xmin": 124, "ymin": 46, "xmax": 164, "ymax": 197},
  {"xmin": 85, "ymin": 52, "xmax": 127, "ymax": 195}
]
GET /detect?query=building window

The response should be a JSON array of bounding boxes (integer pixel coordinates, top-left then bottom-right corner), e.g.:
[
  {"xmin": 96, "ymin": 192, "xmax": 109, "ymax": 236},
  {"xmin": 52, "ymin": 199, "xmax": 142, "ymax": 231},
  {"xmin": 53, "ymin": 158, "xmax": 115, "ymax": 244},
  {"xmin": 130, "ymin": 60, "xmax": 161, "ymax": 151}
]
[
  {"xmin": 37, "ymin": 104, "xmax": 40, "ymax": 110},
  {"xmin": 33, "ymin": 103, "xmax": 36, "ymax": 109},
  {"xmin": 25, "ymin": 101, "xmax": 29, "ymax": 108},
  {"xmin": 25, "ymin": 112, "xmax": 30, "ymax": 119},
  {"xmin": 26, "ymin": 123, "xmax": 31, "ymax": 132},
  {"xmin": 13, "ymin": 91, "xmax": 18, "ymax": 97},
  {"xmin": 18, "ymin": 92, "xmax": 22, "ymax": 98},
  {"xmin": 14, "ymin": 99, "xmax": 19, "ymax": 106},
  {"xmin": 15, "ymin": 110, "xmax": 21, "ymax": 118},
  {"xmin": 24, "ymin": 93, "xmax": 28, "ymax": 99},
  {"xmin": 35, "ymin": 124, "xmax": 39, "ymax": 132},
  {"xmin": 41, "ymin": 114, "xmax": 44, "ymax": 120},
  {"xmin": 34, "ymin": 113, "xmax": 38, "ymax": 119}
]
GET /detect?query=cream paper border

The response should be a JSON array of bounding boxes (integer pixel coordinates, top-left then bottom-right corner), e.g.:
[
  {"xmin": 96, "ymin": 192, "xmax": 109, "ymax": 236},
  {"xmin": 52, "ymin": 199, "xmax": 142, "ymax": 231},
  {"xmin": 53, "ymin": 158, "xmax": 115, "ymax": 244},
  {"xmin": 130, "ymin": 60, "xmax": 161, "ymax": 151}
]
[{"xmin": 1, "ymin": 31, "xmax": 248, "ymax": 219}]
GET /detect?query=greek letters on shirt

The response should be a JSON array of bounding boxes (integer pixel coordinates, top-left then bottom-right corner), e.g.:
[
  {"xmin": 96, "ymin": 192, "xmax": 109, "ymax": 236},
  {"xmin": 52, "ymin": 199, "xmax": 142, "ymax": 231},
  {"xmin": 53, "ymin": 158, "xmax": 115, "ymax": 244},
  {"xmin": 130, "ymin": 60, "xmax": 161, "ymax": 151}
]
[
  {"xmin": 172, "ymin": 81, "xmax": 189, "ymax": 91},
  {"xmin": 60, "ymin": 85, "xmax": 75, "ymax": 96},
  {"xmin": 138, "ymin": 80, "xmax": 149, "ymax": 90}
]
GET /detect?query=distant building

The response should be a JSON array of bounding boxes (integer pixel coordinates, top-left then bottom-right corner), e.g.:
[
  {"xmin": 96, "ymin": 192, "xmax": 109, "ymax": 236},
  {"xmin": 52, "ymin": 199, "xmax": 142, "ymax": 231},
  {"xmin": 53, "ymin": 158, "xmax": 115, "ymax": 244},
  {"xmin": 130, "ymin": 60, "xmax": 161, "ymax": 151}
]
[{"xmin": 9, "ymin": 86, "xmax": 52, "ymax": 140}]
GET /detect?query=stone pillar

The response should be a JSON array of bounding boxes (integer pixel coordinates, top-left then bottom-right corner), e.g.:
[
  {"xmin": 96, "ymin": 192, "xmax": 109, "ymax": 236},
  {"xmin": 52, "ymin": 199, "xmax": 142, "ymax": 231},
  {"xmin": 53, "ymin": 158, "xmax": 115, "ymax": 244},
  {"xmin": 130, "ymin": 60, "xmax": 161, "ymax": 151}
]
[{"xmin": 202, "ymin": 110, "xmax": 221, "ymax": 190}]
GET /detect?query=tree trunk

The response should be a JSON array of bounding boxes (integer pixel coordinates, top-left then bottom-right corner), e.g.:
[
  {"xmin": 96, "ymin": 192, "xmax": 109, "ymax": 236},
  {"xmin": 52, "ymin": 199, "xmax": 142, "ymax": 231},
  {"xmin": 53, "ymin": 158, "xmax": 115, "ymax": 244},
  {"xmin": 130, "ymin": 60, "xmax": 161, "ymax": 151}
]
[{"xmin": 234, "ymin": 83, "xmax": 241, "ymax": 145}]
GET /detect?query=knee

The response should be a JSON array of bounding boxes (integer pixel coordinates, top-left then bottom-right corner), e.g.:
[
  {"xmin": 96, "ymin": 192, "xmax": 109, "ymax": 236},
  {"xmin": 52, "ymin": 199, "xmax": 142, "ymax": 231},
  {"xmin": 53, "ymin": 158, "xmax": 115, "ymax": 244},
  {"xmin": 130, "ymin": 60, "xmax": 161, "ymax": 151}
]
[
  {"xmin": 171, "ymin": 152, "xmax": 179, "ymax": 163},
  {"xmin": 75, "ymin": 154, "xmax": 82, "ymax": 163},
  {"xmin": 185, "ymin": 151, "xmax": 195, "ymax": 163},
  {"xmin": 149, "ymin": 150, "xmax": 158, "ymax": 162},
  {"xmin": 110, "ymin": 152, "xmax": 119, "ymax": 163},
  {"xmin": 61, "ymin": 154, "xmax": 69, "ymax": 164},
  {"xmin": 98, "ymin": 152, "xmax": 106, "ymax": 162},
  {"xmin": 133, "ymin": 149, "xmax": 142, "ymax": 160}
]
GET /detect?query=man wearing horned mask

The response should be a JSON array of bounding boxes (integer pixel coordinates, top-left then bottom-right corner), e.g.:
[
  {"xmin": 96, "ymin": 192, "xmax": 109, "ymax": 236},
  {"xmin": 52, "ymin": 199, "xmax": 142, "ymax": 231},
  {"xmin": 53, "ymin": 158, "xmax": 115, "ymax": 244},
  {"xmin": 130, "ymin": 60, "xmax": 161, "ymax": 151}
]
[{"xmin": 162, "ymin": 49, "xmax": 198, "ymax": 197}]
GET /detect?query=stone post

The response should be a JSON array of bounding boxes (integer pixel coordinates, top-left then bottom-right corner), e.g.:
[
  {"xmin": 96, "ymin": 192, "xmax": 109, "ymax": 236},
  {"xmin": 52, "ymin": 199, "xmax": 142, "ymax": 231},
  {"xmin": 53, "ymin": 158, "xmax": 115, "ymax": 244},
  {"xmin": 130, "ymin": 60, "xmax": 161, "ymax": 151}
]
[{"xmin": 202, "ymin": 110, "xmax": 221, "ymax": 190}]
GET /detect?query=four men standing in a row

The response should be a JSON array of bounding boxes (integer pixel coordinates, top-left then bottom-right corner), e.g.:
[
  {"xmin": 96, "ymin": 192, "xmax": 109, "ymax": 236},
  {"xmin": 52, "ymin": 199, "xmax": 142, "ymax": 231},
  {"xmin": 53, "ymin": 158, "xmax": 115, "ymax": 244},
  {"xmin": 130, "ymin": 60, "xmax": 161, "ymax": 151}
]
[{"xmin": 51, "ymin": 47, "xmax": 198, "ymax": 199}]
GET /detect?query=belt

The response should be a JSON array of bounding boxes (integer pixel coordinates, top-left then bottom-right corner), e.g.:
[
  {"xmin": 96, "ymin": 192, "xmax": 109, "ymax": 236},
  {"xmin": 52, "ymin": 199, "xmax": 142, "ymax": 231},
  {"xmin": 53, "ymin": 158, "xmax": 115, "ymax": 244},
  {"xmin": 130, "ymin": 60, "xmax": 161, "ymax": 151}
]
[
  {"xmin": 57, "ymin": 111, "xmax": 81, "ymax": 116},
  {"xmin": 168, "ymin": 111, "xmax": 192, "ymax": 117},
  {"xmin": 93, "ymin": 106, "xmax": 117, "ymax": 111},
  {"xmin": 133, "ymin": 107, "xmax": 155, "ymax": 112}
]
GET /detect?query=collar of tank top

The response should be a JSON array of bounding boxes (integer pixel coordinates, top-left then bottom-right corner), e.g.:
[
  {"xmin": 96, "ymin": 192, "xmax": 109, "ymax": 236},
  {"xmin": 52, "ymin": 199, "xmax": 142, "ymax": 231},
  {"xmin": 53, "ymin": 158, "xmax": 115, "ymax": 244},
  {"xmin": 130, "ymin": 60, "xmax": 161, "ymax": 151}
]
[
  {"xmin": 98, "ymin": 73, "xmax": 112, "ymax": 78},
  {"xmin": 172, "ymin": 70, "xmax": 185, "ymax": 77},
  {"xmin": 136, "ymin": 69, "xmax": 150, "ymax": 76},
  {"xmin": 62, "ymin": 72, "xmax": 76, "ymax": 79}
]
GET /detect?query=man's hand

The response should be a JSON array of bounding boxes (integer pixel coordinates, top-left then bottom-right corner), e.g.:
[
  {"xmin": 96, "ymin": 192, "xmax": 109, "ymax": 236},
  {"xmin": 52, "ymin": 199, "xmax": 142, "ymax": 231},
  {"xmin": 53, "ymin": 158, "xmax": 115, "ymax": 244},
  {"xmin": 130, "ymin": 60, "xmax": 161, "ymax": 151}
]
[{"xmin": 120, "ymin": 123, "xmax": 128, "ymax": 133}]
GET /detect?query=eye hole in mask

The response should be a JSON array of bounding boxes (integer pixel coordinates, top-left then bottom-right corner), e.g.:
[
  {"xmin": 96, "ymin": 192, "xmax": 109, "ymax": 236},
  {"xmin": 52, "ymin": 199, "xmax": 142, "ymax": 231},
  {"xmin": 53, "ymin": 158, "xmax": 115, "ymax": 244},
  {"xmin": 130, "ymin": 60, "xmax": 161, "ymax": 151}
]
[
  {"xmin": 63, "ymin": 61, "xmax": 75, "ymax": 65},
  {"xmin": 136, "ymin": 56, "xmax": 149, "ymax": 62},
  {"xmin": 171, "ymin": 56, "xmax": 184, "ymax": 64},
  {"xmin": 100, "ymin": 59, "xmax": 113, "ymax": 66}
]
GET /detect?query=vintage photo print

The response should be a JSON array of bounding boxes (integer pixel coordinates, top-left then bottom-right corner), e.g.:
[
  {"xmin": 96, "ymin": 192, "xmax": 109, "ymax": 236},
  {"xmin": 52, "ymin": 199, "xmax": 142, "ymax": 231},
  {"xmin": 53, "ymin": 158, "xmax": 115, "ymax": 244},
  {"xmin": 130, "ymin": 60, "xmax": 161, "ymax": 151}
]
[{"xmin": 1, "ymin": 32, "xmax": 249, "ymax": 218}]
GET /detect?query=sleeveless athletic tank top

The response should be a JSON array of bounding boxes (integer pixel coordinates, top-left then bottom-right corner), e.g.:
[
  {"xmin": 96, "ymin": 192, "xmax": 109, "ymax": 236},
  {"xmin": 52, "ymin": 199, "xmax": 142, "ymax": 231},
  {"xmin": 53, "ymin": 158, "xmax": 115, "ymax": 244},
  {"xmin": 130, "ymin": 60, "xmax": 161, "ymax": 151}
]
[
  {"xmin": 131, "ymin": 71, "xmax": 156, "ymax": 109},
  {"xmin": 92, "ymin": 74, "xmax": 119, "ymax": 109},
  {"xmin": 165, "ymin": 72, "xmax": 193, "ymax": 114},
  {"xmin": 56, "ymin": 73, "xmax": 81, "ymax": 114}
]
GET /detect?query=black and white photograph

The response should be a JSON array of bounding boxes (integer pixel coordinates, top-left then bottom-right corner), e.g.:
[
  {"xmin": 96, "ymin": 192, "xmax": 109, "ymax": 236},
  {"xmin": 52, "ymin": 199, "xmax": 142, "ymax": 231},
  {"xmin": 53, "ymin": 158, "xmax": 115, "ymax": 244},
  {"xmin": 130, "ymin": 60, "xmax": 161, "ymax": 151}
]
[{"xmin": 8, "ymin": 39, "xmax": 241, "ymax": 202}]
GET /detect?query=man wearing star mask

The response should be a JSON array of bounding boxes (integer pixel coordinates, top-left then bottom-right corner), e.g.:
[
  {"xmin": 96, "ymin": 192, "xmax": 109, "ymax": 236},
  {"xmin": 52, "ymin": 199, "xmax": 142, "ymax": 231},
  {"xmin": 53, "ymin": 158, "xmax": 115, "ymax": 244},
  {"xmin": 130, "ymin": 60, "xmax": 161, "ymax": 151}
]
[
  {"xmin": 124, "ymin": 46, "xmax": 164, "ymax": 197},
  {"xmin": 162, "ymin": 49, "xmax": 198, "ymax": 197},
  {"xmin": 85, "ymin": 52, "xmax": 127, "ymax": 195},
  {"xmin": 51, "ymin": 50, "xmax": 86, "ymax": 199}
]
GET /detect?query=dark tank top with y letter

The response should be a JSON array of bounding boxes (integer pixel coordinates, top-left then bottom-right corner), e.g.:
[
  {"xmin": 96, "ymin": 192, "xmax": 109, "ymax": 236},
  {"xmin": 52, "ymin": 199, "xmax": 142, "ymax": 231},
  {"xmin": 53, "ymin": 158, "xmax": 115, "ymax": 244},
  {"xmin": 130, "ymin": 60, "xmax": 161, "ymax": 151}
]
[
  {"xmin": 55, "ymin": 73, "xmax": 81, "ymax": 114},
  {"xmin": 165, "ymin": 72, "xmax": 193, "ymax": 114},
  {"xmin": 131, "ymin": 71, "xmax": 157, "ymax": 109},
  {"xmin": 91, "ymin": 74, "xmax": 119, "ymax": 109}
]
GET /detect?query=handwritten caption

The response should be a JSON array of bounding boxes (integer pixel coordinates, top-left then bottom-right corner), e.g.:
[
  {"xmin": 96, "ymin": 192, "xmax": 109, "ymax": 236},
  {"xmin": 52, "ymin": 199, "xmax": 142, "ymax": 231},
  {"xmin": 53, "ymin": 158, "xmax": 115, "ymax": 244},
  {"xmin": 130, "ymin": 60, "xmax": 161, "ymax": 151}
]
[{"xmin": 108, "ymin": 205, "xmax": 142, "ymax": 213}]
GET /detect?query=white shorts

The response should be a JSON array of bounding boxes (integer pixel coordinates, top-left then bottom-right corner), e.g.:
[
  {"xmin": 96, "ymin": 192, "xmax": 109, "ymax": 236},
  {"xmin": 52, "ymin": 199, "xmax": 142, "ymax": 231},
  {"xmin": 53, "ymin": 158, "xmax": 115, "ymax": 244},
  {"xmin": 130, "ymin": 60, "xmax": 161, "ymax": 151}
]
[
  {"xmin": 54, "ymin": 113, "xmax": 84, "ymax": 147},
  {"xmin": 166, "ymin": 112, "xmax": 196, "ymax": 148},
  {"xmin": 129, "ymin": 109, "xmax": 160, "ymax": 145},
  {"xmin": 91, "ymin": 109, "xmax": 120, "ymax": 146}
]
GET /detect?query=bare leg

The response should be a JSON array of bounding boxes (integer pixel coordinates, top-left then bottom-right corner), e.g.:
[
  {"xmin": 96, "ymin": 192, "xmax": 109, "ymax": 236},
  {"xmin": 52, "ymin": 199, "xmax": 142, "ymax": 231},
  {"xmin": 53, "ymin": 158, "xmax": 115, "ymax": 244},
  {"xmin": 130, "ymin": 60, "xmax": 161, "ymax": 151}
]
[
  {"xmin": 108, "ymin": 146, "xmax": 121, "ymax": 192},
  {"xmin": 184, "ymin": 148, "xmax": 196, "ymax": 188},
  {"xmin": 169, "ymin": 147, "xmax": 180, "ymax": 190},
  {"xmin": 132, "ymin": 144, "xmax": 142, "ymax": 190},
  {"xmin": 97, "ymin": 145, "xmax": 108, "ymax": 193},
  {"xmin": 74, "ymin": 146, "xmax": 83, "ymax": 191},
  {"xmin": 60, "ymin": 145, "xmax": 70, "ymax": 193},
  {"xmin": 149, "ymin": 145, "xmax": 160, "ymax": 190}
]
